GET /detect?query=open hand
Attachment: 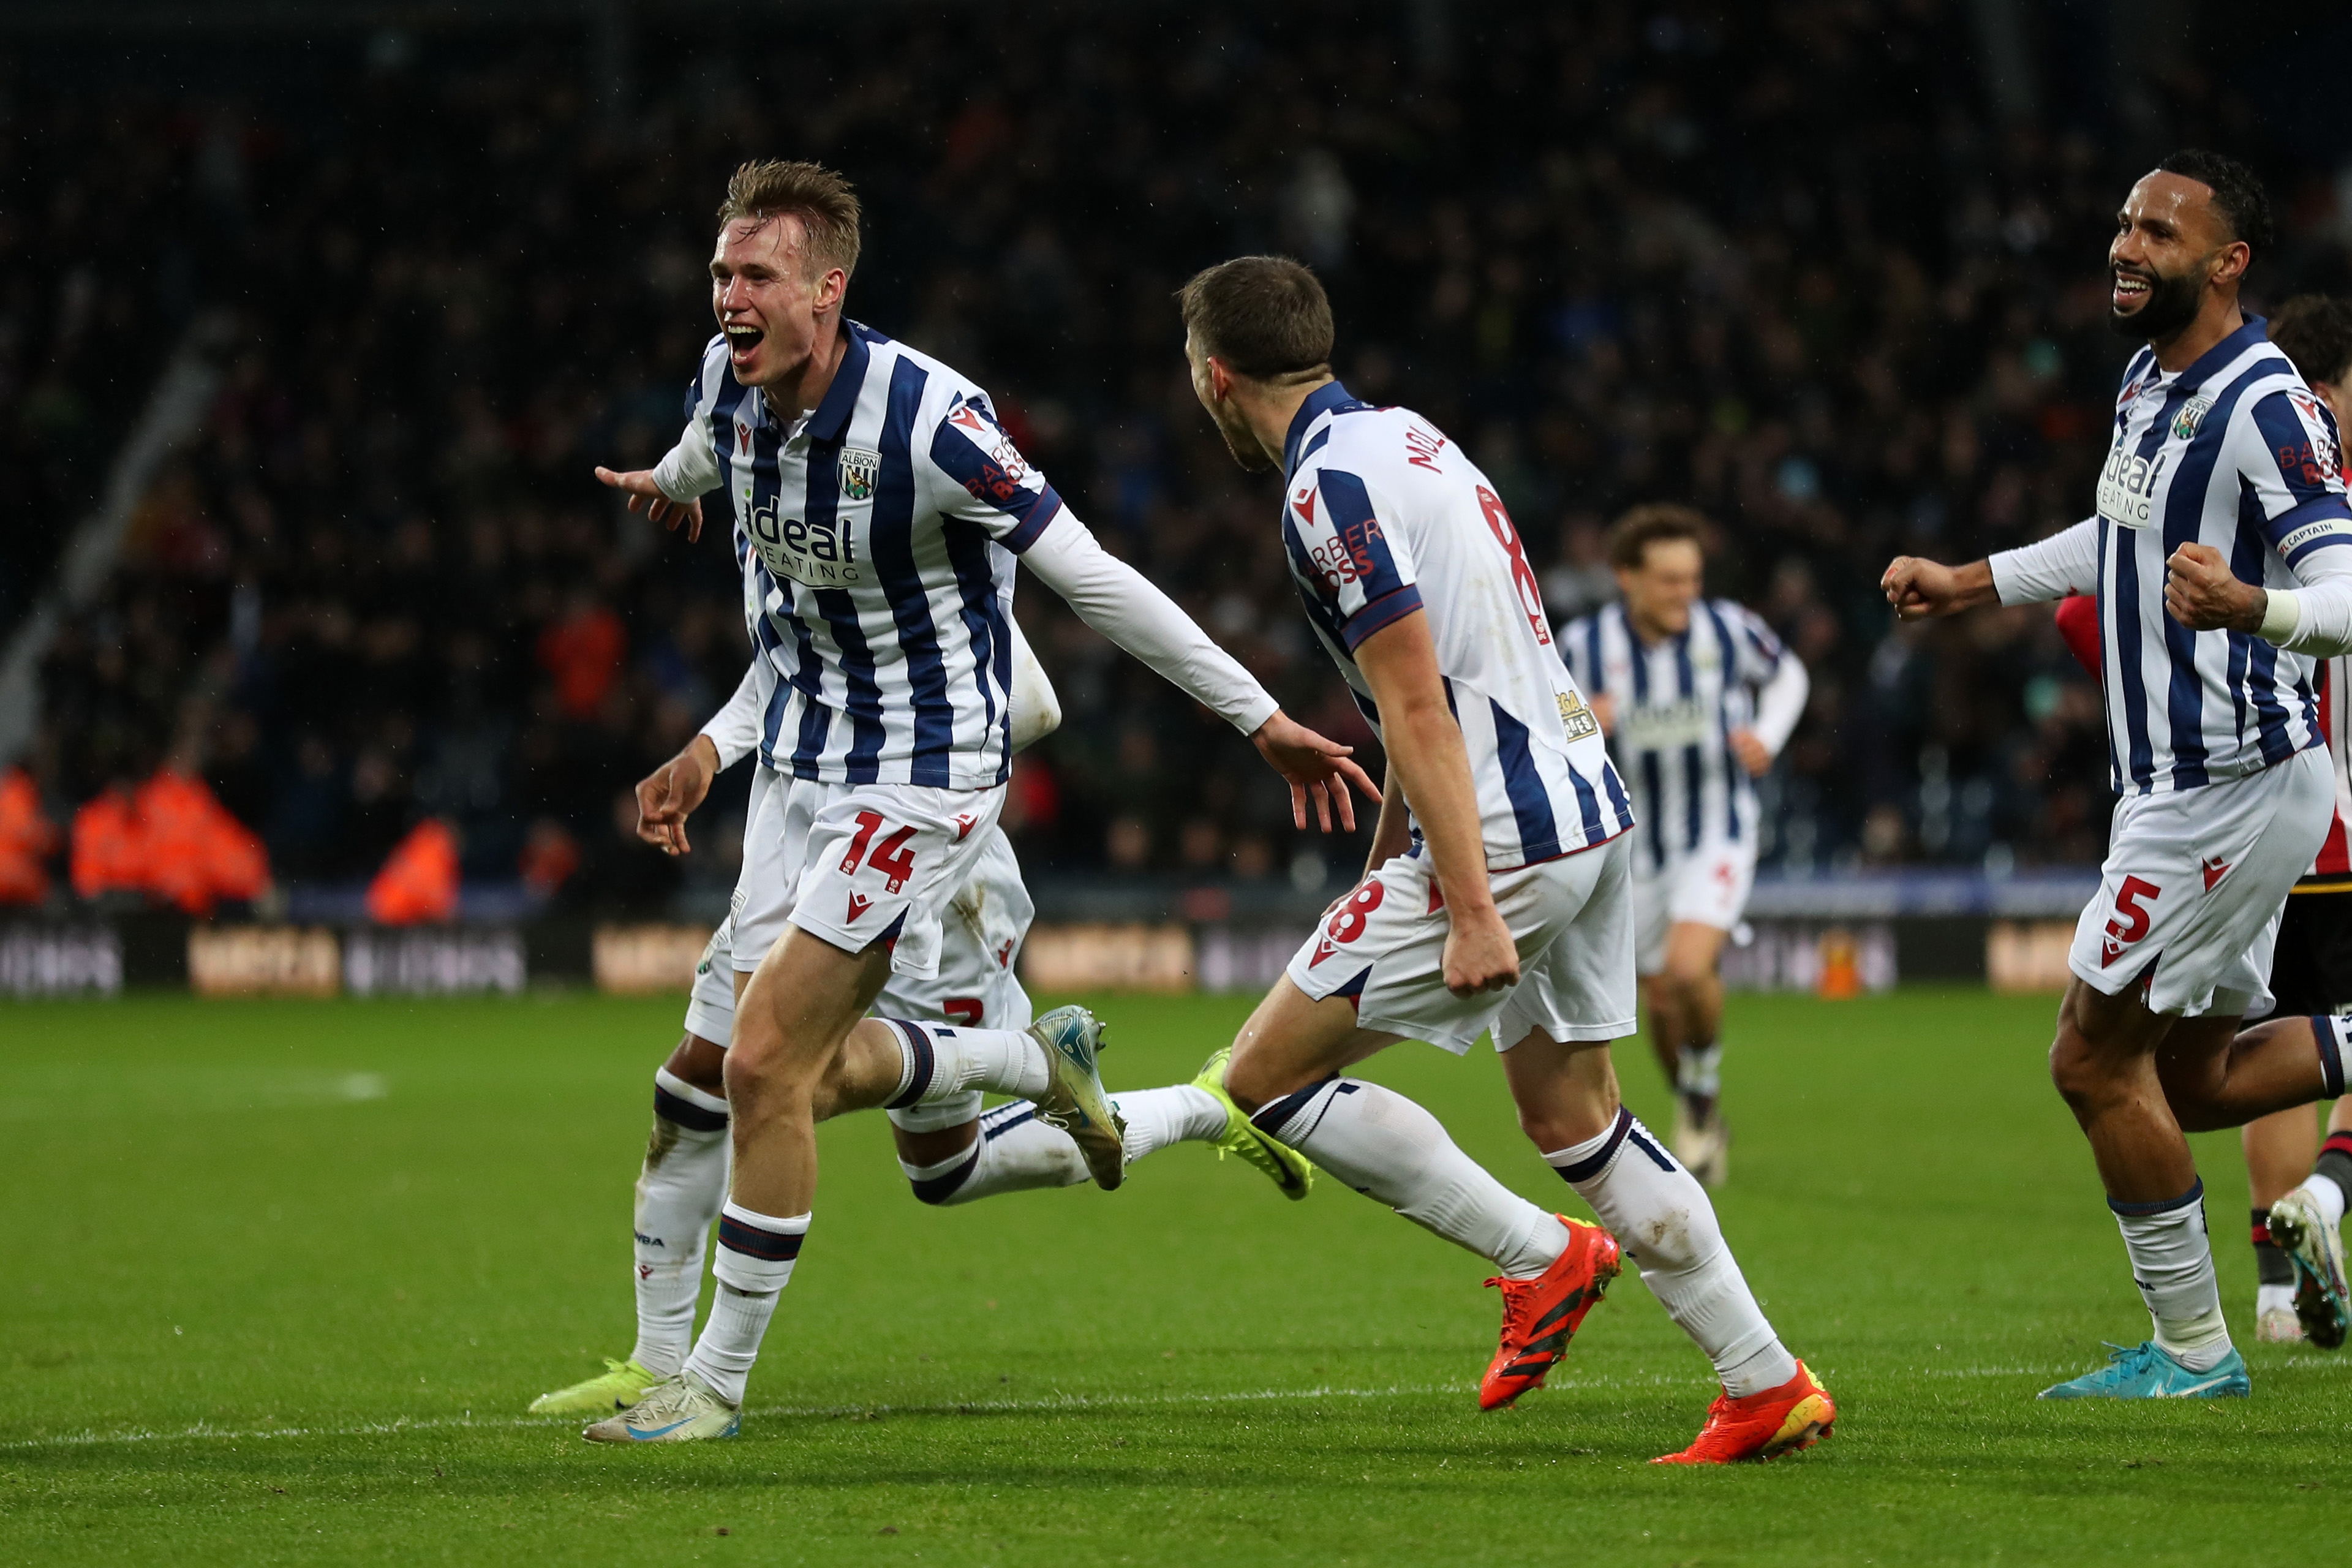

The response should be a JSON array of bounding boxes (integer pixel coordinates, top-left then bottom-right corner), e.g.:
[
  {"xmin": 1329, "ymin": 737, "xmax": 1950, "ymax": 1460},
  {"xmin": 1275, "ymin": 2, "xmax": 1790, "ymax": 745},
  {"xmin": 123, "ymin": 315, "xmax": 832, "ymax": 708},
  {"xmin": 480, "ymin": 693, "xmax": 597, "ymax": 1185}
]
[
  {"xmin": 2164, "ymin": 541, "xmax": 2265, "ymax": 633},
  {"xmin": 1250, "ymin": 711, "xmax": 1381, "ymax": 833},
  {"xmin": 597, "ymin": 466, "xmax": 705, "ymax": 543},
  {"xmin": 635, "ymin": 736, "xmax": 719, "ymax": 855}
]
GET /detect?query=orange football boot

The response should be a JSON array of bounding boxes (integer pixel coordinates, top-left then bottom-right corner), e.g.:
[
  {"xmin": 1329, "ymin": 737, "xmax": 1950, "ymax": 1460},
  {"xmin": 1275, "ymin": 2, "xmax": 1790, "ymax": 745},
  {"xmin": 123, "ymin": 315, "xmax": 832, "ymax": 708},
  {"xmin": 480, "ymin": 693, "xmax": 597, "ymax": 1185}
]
[
  {"xmin": 1651, "ymin": 1360, "xmax": 1835, "ymax": 1464},
  {"xmin": 1478, "ymin": 1216, "xmax": 1621, "ymax": 1410}
]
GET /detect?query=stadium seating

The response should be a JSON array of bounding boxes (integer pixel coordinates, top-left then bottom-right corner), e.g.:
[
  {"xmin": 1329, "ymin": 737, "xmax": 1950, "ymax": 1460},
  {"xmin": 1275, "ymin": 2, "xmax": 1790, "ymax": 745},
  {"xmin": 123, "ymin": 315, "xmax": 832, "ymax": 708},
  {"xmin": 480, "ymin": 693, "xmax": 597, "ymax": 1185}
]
[{"xmin": 13, "ymin": 1, "xmax": 2341, "ymax": 918}]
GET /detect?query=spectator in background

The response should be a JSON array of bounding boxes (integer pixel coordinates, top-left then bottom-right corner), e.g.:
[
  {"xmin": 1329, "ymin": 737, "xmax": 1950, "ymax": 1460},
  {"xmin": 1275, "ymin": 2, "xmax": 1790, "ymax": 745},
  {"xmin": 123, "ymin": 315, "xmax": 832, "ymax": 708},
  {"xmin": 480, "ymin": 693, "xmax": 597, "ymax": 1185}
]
[{"xmin": 18, "ymin": 2, "xmax": 2331, "ymax": 902}]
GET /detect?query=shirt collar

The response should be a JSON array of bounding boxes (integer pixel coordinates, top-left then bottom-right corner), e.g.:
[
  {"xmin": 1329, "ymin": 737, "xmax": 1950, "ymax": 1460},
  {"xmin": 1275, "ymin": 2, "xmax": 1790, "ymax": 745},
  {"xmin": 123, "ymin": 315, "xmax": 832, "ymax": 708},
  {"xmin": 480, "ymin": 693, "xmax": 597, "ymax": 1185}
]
[
  {"xmin": 797, "ymin": 322, "xmax": 872, "ymax": 445},
  {"xmin": 2166, "ymin": 313, "xmax": 2268, "ymax": 392},
  {"xmin": 1282, "ymin": 379, "xmax": 1359, "ymax": 477}
]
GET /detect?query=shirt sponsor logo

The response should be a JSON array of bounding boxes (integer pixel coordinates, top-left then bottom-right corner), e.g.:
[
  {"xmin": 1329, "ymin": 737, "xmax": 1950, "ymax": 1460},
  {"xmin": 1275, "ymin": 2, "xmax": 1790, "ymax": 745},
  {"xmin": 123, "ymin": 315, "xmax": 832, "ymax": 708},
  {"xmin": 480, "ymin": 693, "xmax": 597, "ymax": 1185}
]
[
  {"xmin": 745, "ymin": 496, "xmax": 862, "ymax": 586},
  {"xmin": 839, "ymin": 447, "xmax": 880, "ymax": 501},
  {"xmin": 1619, "ymin": 695, "xmax": 1711, "ymax": 751},
  {"xmin": 2095, "ymin": 441, "xmax": 2165, "ymax": 530}
]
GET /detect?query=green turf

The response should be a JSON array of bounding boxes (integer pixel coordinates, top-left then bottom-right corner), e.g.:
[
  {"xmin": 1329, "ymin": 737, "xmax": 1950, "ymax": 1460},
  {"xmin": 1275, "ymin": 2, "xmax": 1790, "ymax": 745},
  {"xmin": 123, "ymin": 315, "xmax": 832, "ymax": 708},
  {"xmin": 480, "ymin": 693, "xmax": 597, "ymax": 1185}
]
[{"xmin": 2, "ymin": 988, "xmax": 2344, "ymax": 1565}]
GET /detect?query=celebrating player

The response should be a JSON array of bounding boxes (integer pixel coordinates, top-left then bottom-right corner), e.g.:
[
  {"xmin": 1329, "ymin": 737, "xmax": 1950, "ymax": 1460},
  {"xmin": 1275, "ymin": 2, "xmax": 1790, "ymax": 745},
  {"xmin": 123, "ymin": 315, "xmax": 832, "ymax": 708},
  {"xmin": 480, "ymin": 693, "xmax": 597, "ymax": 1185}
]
[
  {"xmin": 1882, "ymin": 151, "xmax": 2352, "ymax": 1399},
  {"xmin": 1559, "ymin": 507, "xmax": 1808, "ymax": 1185},
  {"xmin": 526, "ymin": 627, "xmax": 1306, "ymax": 1420},
  {"xmin": 573, "ymin": 161, "xmax": 1371, "ymax": 1442},
  {"xmin": 2234, "ymin": 295, "xmax": 2352, "ymax": 1348},
  {"xmin": 1180, "ymin": 256, "xmax": 1833, "ymax": 1463}
]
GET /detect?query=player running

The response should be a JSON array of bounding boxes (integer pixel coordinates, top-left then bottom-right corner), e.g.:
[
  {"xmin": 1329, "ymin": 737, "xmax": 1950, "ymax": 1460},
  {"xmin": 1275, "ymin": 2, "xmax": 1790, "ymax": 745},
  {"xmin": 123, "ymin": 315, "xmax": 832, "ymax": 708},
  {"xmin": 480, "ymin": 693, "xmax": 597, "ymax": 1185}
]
[
  {"xmin": 1560, "ymin": 507, "xmax": 1808, "ymax": 1185},
  {"xmin": 573, "ymin": 160, "xmax": 1371, "ymax": 1442},
  {"xmin": 1882, "ymin": 151, "xmax": 2352, "ymax": 1400},
  {"xmin": 526, "ymin": 628, "xmax": 1307, "ymax": 1419},
  {"xmin": 1180, "ymin": 255, "xmax": 1833, "ymax": 1463}
]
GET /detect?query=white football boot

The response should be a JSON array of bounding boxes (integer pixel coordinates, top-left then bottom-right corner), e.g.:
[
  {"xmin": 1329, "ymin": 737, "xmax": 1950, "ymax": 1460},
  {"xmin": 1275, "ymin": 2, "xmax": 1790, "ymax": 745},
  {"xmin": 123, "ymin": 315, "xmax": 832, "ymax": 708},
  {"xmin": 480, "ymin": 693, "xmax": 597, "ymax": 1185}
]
[{"xmin": 580, "ymin": 1370, "xmax": 741, "ymax": 1443}]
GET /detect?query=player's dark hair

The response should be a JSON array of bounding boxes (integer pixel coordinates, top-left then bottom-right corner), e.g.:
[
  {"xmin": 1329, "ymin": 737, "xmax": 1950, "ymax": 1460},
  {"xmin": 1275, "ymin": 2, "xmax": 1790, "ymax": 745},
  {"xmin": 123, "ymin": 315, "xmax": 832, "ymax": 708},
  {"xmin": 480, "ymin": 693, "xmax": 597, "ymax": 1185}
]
[
  {"xmin": 718, "ymin": 159, "xmax": 863, "ymax": 279},
  {"xmin": 1176, "ymin": 256, "xmax": 1335, "ymax": 382},
  {"xmin": 2268, "ymin": 295, "xmax": 2352, "ymax": 388},
  {"xmin": 1607, "ymin": 504, "xmax": 1706, "ymax": 571},
  {"xmin": 2153, "ymin": 149, "xmax": 2275, "ymax": 261}
]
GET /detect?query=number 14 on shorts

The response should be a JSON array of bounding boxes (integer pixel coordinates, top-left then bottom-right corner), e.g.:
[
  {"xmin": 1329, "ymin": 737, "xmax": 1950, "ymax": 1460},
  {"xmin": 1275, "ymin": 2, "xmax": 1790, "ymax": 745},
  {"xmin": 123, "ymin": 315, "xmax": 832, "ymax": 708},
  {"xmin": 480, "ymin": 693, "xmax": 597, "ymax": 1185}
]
[{"xmin": 840, "ymin": 810, "xmax": 918, "ymax": 894}]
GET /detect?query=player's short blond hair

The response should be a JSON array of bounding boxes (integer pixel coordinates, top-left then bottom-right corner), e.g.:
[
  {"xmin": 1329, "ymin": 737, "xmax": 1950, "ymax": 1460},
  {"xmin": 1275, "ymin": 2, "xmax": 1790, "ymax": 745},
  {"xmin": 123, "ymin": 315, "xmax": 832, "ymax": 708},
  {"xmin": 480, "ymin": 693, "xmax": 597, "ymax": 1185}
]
[{"xmin": 717, "ymin": 160, "xmax": 862, "ymax": 281}]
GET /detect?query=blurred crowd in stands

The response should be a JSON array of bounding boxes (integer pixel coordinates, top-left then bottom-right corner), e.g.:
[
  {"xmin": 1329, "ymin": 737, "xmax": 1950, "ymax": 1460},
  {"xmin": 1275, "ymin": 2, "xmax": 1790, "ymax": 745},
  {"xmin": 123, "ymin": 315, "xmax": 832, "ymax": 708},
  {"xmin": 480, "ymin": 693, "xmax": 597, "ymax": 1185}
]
[{"xmin": 5, "ymin": 1, "xmax": 2349, "ymax": 918}]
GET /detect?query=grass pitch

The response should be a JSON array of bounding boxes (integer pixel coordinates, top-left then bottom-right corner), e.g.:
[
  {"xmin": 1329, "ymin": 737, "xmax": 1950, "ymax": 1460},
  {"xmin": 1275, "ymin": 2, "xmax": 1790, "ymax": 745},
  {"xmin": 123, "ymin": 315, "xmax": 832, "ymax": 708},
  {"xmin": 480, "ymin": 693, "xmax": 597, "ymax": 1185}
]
[{"xmin": 3, "ymin": 987, "xmax": 2346, "ymax": 1565}]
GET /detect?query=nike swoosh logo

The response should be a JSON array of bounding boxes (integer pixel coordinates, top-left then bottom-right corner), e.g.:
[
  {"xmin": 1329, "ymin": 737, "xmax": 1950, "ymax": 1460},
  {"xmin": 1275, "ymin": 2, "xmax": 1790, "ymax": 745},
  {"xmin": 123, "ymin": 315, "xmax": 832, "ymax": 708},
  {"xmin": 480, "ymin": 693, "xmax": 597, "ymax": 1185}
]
[
  {"xmin": 626, "ymin": 1418, "xmax": 693, "ymax": 1439},
  {"xmin": 2160, "ymin": 1376, "xmax": 2234, "ymax": 1397}
]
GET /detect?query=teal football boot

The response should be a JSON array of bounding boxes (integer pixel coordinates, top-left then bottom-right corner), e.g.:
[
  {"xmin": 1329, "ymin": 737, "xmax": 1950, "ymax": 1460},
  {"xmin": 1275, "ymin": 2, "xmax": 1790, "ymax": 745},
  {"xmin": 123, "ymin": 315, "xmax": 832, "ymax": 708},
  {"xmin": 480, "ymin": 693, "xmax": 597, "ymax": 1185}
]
[
  {"xmin": 2037, "ymin": 1341, "xmax": 2250, "ymax": 1400},
  {"xmin": 1027, "ymin": 1005, "xmax": 1126, "ymax": 1190}
]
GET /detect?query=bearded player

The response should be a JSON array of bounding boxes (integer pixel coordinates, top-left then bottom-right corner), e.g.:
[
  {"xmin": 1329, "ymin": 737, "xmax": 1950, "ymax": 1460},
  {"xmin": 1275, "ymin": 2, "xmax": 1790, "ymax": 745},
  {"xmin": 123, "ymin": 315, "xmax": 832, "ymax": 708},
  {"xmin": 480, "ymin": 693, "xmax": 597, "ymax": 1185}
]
[
  {"xmin": 1183, "ymin": 255, "xmax": 1833, "ymax": 1464},
  {"xmin": 1883, "ymin": 151, "xmax": 2352, "ymax": 1399},
  {"xmin": 1560, "ymin": 507, "xmax": 1808, "ymax": 1185},
  {"xmin": 573, "ymin": 161, "xmax": 1371, "ymax": 1442}
]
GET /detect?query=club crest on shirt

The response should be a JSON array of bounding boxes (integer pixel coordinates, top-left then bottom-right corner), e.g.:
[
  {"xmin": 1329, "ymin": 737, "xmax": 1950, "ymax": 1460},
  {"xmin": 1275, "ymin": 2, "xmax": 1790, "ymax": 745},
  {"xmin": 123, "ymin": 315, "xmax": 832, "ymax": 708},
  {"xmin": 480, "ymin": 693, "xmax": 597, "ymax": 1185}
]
[
  {"xmin": 2171, "ymin": 395, "xmax": 2213, "ymax": 441},
  {"xmin": 839, "ymin": 447, "xmax": 880, "ymax": 502}
]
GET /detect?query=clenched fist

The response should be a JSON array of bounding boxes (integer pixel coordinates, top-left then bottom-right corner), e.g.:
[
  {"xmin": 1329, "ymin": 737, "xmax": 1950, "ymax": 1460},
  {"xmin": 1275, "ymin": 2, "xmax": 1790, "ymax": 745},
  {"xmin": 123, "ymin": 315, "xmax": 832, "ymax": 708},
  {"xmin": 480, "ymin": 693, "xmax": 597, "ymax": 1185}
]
[{"xmin": 2163, "ymin": 541, "xmax": 2266, "ymax": 633}]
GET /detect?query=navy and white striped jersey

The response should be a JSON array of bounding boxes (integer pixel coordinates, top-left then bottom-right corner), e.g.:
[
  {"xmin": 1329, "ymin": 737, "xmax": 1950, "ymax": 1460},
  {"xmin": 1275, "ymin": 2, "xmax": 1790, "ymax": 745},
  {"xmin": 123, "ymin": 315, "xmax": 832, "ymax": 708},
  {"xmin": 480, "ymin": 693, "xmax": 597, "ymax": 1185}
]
[
  {"xmin": 1996, "ymin": 316, "xmax": 2352, "ymax": 797},
  {"xmin": 1559, "ymin": 600, "xmax": 1794, "ymax": 876},
  {"xmin": 1278, "ymin": 382, "xmax": 1633, "ymax": 871},
  {"xmin": 656, "ymin": 324, "xmax": 1062, "ymax": 788}
]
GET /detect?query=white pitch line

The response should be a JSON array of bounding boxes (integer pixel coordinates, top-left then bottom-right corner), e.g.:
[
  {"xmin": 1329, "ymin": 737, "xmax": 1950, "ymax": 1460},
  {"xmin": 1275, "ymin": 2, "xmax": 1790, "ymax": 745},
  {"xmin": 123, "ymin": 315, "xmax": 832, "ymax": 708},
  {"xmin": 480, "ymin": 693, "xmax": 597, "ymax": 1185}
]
[{"xmin": 1, "ymin": 1383, "xmax": 1493, "ymax": 1453}]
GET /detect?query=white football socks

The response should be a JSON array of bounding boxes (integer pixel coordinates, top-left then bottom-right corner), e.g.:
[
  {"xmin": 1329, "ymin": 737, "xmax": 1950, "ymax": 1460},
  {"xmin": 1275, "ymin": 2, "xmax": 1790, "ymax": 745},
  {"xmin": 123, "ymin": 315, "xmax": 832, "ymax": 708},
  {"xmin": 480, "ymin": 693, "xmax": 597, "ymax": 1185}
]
[
  {"xmin": 682, "ymin": 1203, "xmax": 810, "ymax": 1405},
  {"xmin": 886, "ymin": 1019, "xmax": 1049, "ymax": 1103},
  {"xmin": 1676, "ymin": 1041, "xmax": 1722, "ymax": 1104},
  {"xmin": 1545, "ymin": 1107, "xmax": 1796, "ymax": 1398},
  {"xmin": 896, "ymin": 1086, "xmax": 1231, "ymax": 1205},
  {"xmin": 2294, "ymin": 1169, "xmax": 2349, "ymax": 1230},
  {"xmin": 1114, "ymin": 1085, "xmax": 1227, "ymax": 1164},
  {"xmin": 899, "ymin": 1104, "xmax": 1089, "ymax": 1203},
  {"xmin": 1251, "ymin": 1077, "xmax": 1566, "ymax": 1280},
  {"xmin": 629, "ymin": 1069, "xmax": 731, "ymax": 1378},
  {"xmin": 2111, "ymin": 1182, "xmax": 2231, "ymax": 1371}
]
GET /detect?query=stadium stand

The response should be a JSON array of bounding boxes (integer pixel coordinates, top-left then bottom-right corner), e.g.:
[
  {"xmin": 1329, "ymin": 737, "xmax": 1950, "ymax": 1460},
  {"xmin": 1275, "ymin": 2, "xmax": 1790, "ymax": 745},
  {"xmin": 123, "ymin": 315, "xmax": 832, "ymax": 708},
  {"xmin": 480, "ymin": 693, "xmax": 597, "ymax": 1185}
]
[{"xmin": 7, "ymin": 2, "xmax": 2346, "ymax": 918}]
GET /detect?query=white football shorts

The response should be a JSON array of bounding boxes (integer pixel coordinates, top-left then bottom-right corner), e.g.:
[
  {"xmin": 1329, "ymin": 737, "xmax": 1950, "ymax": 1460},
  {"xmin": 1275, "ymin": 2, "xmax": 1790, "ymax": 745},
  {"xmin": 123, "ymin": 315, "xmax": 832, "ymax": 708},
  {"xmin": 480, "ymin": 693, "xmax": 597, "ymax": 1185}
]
[
  {"xmin": 1284, "ymin": 834, "xmax": 1637, "ymax": 1055},
  {"xmin": 2068, "ymin": 745, "xmax": 2333, "ymax": 1017},
  {"xmin": 1630, "ymin": 834, "xmax": 1757, "ymax": 975},
  {"xmin": 683, "ymin": 764, "xmax": 1031, "ymax": 1047}
]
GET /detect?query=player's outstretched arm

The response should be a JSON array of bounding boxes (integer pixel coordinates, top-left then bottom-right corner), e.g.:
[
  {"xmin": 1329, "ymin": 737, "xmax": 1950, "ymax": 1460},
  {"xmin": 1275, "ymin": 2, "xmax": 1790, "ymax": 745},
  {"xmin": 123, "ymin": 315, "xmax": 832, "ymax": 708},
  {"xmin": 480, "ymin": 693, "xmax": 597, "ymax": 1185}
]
[
  {"xmin": 595, "ymin": 466, "xmax": 706, "ymax": 541},
  {"xmin": 1352, "ymin": 608, "xmax": 1516, "ymax": 998},
  {"xmin": 595, "ymin": 423, "xmax": 721, "ymax": 541},
  {"xmin": 1880, "ymin": 556, "xmax": 1997, "ymax": 619},
  {"xmin": 1020, "ymin": 513, "xmax": 1377, "ymax": 830}
]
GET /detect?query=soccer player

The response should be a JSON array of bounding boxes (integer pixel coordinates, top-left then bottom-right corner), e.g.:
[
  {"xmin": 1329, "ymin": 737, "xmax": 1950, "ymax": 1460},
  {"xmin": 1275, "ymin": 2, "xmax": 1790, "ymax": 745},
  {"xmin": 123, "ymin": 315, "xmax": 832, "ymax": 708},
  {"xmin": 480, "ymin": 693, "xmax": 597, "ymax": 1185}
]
[
  {"xmin": 1882, "ymin": 151, "xmax": 2352, "ymax": 1398},
  {"xmin": 2237, "ymin": 295, "xmax": 2352, "ymax": 1347},
  {"xmin": 1181, "ymin": 256, "xmax": 1833, "ymax": 1464},
  {"xmin": 576, "ymin": 161, "xmax": 1372, "ymax": 1442},
  {"xmin": 526, "ymin": 628, "xmax": 1306, "ymax": 1419},
  {"xmin": 1560, "ymin": 507, "xmax": 1808, "ymax": 1185}
]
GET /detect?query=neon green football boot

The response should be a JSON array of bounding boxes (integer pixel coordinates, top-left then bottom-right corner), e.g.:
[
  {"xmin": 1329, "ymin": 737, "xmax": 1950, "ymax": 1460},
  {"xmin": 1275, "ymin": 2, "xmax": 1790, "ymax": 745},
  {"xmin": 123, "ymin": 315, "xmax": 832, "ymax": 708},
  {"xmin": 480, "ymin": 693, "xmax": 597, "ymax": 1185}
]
[
  {"xmin": 1191, "ymin": 1047, "xmax": 1314, "ymax": 1200},
  {"xmin": 529, "ymin": 1356, "xmax": 661, "ymax": 1416}
]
